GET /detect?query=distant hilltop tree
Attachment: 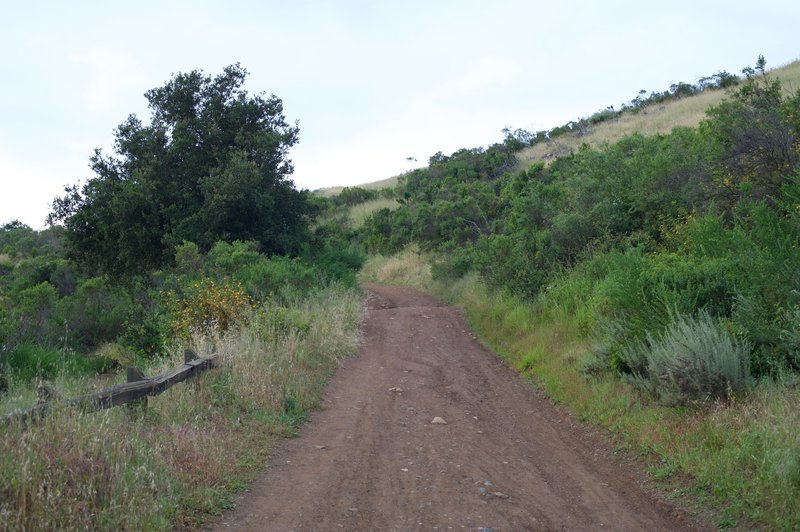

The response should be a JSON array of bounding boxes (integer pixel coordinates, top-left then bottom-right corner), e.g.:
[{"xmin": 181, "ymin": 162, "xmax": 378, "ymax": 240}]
[{"xmin": 49, "ymin": 64, "xmax": 310, "ymax": 276}]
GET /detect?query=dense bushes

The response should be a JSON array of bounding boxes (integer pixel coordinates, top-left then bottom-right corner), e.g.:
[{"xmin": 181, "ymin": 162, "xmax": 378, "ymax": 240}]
[
  {"xmin": 0, "ymin": 222, "xmax": 364, "ymax": 388},
  {"xmin": 49, "ymin": 65, "xmax": 311, "ymax": 276},
  {"xmin": 359, "ymin": 145, "xmax": 515, "ymax": 255},
  {"xmin": 359, "ymin": 57, "xmax": 800, "ymax": 402}
]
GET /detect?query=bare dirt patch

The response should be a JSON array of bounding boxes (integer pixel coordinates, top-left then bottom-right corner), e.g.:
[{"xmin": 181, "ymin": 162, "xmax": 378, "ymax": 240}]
[{"xmin": 214, "ymin": 284, "xmax": 711, "ymax": 531}]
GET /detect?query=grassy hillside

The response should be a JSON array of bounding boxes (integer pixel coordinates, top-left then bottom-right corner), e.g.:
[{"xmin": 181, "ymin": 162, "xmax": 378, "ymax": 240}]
[
  {"xmin": 322, "ymin": 60, "xmax": 799, "ymax": 193},
  {"xmin": 518, "ymin": 59, "xmax": 800, "ymax": 166},
  {"xmin": 314, "ymin": 175, "xmax": 399, "ymax": 197}
]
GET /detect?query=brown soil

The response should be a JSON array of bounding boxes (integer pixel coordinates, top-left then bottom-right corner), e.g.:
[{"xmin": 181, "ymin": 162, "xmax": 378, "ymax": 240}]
[{"xmin": 213, "ymin": 284, "xmax": 711, "ymax": 531}]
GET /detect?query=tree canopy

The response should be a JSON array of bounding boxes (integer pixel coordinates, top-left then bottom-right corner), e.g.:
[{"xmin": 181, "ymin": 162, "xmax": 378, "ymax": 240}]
[{"xmin": 49, "ymin": 64, "xmax": 310, "ymax": 275}]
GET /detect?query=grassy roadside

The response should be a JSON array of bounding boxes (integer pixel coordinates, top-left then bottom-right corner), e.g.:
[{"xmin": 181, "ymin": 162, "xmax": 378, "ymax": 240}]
[
  {"xmin": 360, "ymin": 250, "xmax": 800, "ymax": 529},
  {"xmin": 0, "ymin": 285, "xmax": 363, "ymax": 530}
]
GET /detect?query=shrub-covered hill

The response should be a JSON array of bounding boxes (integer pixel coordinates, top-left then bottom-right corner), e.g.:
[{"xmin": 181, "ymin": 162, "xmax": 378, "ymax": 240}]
[
  {"xmin": 516, "ymin": 58, "xmax": 800, "ymax": 167},
  {"xmin": 1, "ymin": 65, "xmax": 365, "ymax": 390},
  {"xmin": 358, "ymin": 56, "xmax": 800, "ymax": 385},
  {"xmin": 351, "ymin": 55, "xmax": 800, "ymax": 528}
]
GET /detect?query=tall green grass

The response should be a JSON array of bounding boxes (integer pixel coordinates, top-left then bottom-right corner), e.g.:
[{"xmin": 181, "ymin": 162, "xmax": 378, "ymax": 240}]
[
  {"xmin": 2, "ymin": 342, "xmax": 112, "ymax": 384},
  {"xmin": 0, "ymin": 285, "xmax": 363, "ymax": 530}
]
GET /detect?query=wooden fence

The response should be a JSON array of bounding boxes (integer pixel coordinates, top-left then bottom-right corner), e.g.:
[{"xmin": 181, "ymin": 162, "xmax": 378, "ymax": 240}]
[{"xmin": 2, "ymin": 349, "xmax": 217, "ymax": 427}]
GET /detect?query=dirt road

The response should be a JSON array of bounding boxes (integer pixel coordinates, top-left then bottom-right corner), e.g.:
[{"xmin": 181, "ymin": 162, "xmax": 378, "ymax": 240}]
[{"xmin": 214, "ymin": 284, "xmax": 709, "ymax": 531}]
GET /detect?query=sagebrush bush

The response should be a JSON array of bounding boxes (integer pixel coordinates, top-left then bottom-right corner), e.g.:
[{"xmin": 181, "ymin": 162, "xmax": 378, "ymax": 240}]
[{"xmin": 622, "ymin": 312, "xmax": 752, "ymax": 405}]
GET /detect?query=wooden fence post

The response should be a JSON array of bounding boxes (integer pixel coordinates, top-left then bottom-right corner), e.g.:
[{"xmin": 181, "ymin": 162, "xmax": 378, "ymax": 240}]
[
  {"xmin": 126, "ymin": 367, "xmax": 148, "ymax": 417},
  {"xmin": 35, "ymin": 382, "xmax": 59, "ymax": 421},
  {"xmin": 185, "ymin": 349, "xmax": 202, "ymax": 392},
  {"xmin": 37, "ymin": 382, "xmax": 59, "ymax": 404},
  {"xmin": 184, "ymin": 349, "xmax": 198, "ymax": 363},
  {"xmin": 2, "ymin": 352, "xmax": 218, "ymax": 428}
]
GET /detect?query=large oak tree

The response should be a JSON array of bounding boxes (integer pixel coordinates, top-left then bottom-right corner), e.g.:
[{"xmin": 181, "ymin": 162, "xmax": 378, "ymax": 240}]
[{"xmin": 49, "ymin": 64, "xmax": 309, "ymax": 275}]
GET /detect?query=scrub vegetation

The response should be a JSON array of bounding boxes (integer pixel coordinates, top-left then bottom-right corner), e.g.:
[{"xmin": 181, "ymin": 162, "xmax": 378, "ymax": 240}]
[
  {"xmin": 4, "ymin": 54, "xmax": 800, "ymax": 529},
  {"xmin": 354, "ymin": 56, "xmax": 800, "ymax": 528},
  {"xmin": 0, "ymin": 65, "xmax": 365, "ymax": 529}
]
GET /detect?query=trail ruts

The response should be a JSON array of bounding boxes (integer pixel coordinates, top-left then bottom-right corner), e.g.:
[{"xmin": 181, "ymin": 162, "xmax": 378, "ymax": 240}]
[{"xmin": 214, "ymin": 284, "xmax": 710, "ymax": 531}]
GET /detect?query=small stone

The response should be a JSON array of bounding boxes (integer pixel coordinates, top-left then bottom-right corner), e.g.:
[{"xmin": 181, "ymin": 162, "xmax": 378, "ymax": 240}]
[
  {"xmin": 491, "ymin": 491, "xmax": 509, "ymax": 499},
  {"xmin": 314, "ymin": 445, "xmax": 327, "ymax": 450},
  {"xmin": 388, "ymin": 387, "xmax": 404, "ymax": 393},
  {"xmin": 401, "ymin": 468, "xmax": 409, "ymax": 472},
  {"xmin": 431, "ymin": 417, "xmax": 447, "ymax": 425}
]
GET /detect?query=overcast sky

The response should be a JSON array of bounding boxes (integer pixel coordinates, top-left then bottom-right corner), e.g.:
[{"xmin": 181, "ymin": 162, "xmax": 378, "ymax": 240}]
[{"xmin": 1, "ymin": 0, "xmax": 798, "ymax": 228}]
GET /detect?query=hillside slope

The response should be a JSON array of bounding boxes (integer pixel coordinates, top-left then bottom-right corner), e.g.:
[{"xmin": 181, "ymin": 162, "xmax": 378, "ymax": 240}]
[
  {"xmin": 323, "ymin": 59, "xmax": 800, "ymax": 192},
  {"xmin": 518, "ymin": 59, "xmax": 800, "ymax": 166}
]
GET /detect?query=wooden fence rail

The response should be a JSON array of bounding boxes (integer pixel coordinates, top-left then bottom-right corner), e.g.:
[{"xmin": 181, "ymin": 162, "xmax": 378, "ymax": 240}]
[{"xmin": 2, "ymin": 349, "xmax": 217, "ymax": 427}]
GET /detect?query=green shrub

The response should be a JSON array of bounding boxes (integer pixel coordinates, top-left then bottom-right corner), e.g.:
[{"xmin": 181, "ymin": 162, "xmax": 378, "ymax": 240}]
[
  {"xmin": 58, "ymin": 277, "xmax": 133, "ymax": 351},
  {"xmin": 311, "ymin": 246, "xmax": 364, "ymax": 287},
  {"xmin": 0, "ymin": 303, "xmax": 10, "ymax": 350},
  {"xmin": 621, "ymin": 312, "xmax": 752, "ymax": 405},
  {"xmin": 12, "ymin": 281, "xmax": 59, "ymax": 347},
  {"xmin": 0, "ymin": 256, "xmax": 13, "ymax": 276},
  {"xmin": 234, "ymin": 256, "xmax": 317, "ymax": 301},
  {"xmin": 332, "ymin": 186, "xmax": 379, "ymax": 207},
  {"xmin": 360, "ymin": 207, "xmax": 413, "ymax": 255},
  {"xmin": 779, "ymin": 306, "xmax": 800, "ymax": 370},
  {"xmin": 206, "ymin": 240, "xmax": 263, "ymax": 277},
  {"xmin": 431, "ymin": 245, "xmax": 475, "ymax": 280},
  {"xmin": 93, "ymin": 342, "xmax": 136, "ymax": 367},
  {"xmin": 673, "ymin": 208, "xmax": 800, "ymax": 375},
  {"xmin": 174, "ymin": 240, "xmax": 203, "ymax": 277},
  {"xmin": 120, "ymin": 310, "xmax": 169, "ymax": 360}
]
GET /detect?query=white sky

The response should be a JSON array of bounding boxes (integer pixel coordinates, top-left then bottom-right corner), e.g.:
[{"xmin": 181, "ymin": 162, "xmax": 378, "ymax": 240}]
[{"xmin": 1, "ymin": 0, "xmax": 798, "ymax": 229}]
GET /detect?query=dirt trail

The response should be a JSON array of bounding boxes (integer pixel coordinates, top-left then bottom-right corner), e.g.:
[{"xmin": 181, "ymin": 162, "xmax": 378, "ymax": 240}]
[{"xmin": 214, "ymin": 284, "xmax": 709, "ymax": 531}]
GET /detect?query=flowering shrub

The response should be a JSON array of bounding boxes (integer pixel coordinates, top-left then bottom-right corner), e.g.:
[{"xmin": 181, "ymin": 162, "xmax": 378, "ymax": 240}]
[{"xmin": 168, "ymin": 278, "xmax": 251, "ymax": 338}]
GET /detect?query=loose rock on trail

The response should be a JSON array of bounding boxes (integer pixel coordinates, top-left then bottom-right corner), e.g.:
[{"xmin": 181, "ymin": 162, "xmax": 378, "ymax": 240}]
[{"xmin": 214, "ymin": 284, "xmax": 710, "ymax": 531}]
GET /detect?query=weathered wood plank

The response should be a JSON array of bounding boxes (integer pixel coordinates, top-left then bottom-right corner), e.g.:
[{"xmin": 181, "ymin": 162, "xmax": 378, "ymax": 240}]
[{"xmin": 2, "ymin": 353, "xmax": 218, "ymax": 426}]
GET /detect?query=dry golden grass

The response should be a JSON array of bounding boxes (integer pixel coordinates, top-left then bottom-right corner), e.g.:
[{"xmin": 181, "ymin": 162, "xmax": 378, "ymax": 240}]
[
  {"xmin": 348, "ymin": 197, "xmax": 399, "ymax": 228},
  {"xmin": 314, "ymin": 175, "xmax": 400, "ymax": 197},
  {"xmin": 359, "ymin": 245, "xmax": 433, "ymax": 290},
  {"xmin": 518, "ymin": 60, "xmax": 800, "ymax": 167},
  {"xmin": 0, "ymin": 286, "xmax": 364, "ymax": 530}
]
